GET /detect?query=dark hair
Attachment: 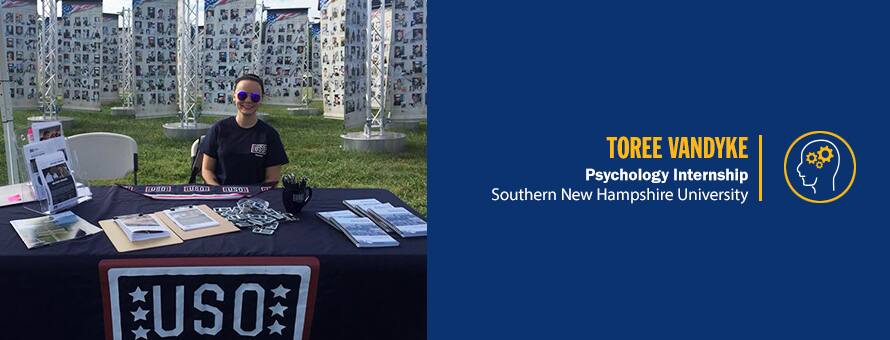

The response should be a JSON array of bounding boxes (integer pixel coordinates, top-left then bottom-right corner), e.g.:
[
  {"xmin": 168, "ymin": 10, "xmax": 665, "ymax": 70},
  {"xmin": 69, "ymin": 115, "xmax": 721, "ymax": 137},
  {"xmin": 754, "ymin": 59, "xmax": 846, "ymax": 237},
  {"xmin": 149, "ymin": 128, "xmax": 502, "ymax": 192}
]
[{"xmin": 234, "ymin": 73, "xmax": 264, "ymax": 94}]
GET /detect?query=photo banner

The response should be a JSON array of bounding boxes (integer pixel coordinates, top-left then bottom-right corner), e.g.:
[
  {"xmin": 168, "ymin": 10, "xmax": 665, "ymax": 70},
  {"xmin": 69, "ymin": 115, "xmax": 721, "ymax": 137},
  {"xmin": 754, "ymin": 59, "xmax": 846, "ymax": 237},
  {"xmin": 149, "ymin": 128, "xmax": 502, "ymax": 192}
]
[
  {"xmin": 132, "ymin": 0, "xmax": 178, "ymax": 116},
  {"xmin": 203, "ymin": 0, "xmax": 257, "ymax": 115},
  {"xmin": 310, "ymin": 22, "xmax": 320, "ymax": 100},
  {"xmin": 262, "ymin": 8, "xmax": 308, "ymax": 106},
  {"xmin": 1, "ymin": 0, "xmax": 38, "ymax": 109},
  {"xmin": 100, "ymin": 13, "xmax": 119, "ymax": 103},
  {"xmin": 320, "ymin": 0, "xmax": 367, "ymax": 128},
  {"xmin": 58, "ymin": 0, "xmax": 103, "ymax": 111},
  {"xmin": 387, "ymin": 0, "xmax": 426, "ymax": 123}
]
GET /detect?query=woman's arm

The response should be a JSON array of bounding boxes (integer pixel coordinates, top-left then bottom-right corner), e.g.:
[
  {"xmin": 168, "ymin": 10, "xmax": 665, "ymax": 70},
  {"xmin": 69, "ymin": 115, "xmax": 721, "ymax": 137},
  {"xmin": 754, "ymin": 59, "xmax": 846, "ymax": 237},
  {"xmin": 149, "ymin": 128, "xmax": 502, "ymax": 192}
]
[
  {"xmin": 264, "ymin": 165, "xmax": 282, "ymax": 186},
  {"xmin": 202, "ymin": 154, "xmax": 221, "ymax": 185}
]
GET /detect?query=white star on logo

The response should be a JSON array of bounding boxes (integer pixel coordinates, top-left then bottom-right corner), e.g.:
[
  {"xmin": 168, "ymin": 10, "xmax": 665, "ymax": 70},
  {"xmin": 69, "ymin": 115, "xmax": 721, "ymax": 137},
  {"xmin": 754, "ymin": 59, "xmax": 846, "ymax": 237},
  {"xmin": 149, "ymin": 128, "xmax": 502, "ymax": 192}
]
[
  {"xmin": 268, "ymin": 320, "xmax": 286, "ymax": 335},
  {"xmin": 131, "ymin": 307, "xmax": 149, "ymax": 321},
  {"xmin": 269, "ymin": 302, "xmax": 288, "ymax": 317},
  {"xmin": 271, "ymin": 284, "xmax": 290, "ymax": 299},
  {"xmin": 129, "ymin": 287, "xmax": 148, "ymax": 303},
  {"xmin": 132, "ymin": 326, "xmax": 150, "ymax": 340}
]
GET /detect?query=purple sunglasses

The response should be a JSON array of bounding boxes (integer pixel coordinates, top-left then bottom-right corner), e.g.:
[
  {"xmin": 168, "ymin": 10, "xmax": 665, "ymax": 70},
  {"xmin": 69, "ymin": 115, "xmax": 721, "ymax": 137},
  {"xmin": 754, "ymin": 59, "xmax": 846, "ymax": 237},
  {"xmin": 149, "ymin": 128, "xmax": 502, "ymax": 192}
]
[{"xmin": 236, "ymin": 91, "xmax": 262, "ymax": 103}]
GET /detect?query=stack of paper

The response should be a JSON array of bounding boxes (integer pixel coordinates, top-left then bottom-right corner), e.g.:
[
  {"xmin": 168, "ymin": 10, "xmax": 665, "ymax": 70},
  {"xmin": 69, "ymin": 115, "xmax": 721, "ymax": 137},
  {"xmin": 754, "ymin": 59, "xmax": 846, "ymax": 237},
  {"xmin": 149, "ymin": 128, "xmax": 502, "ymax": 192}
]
[
  {"xmin": 365, "ymin": 206, "xmax": 427, "ymax": 238},
  {"xmin": 342, "ymin": 198, "xmax": 427, "ymax": 238},
  {"xmin": 114, "ymin": 213, "xmax": 171, "ymax": 242},
  {"xmin": 342, "ymin": 199, "xmax": 388, "ymax": 216},
  {"xmin": 162, "ymin": 206, "xmax": 220, "ymax": 231},
  {"xmin": 317, "ymin": 210, "xmax": 399, "ymax": 248}
]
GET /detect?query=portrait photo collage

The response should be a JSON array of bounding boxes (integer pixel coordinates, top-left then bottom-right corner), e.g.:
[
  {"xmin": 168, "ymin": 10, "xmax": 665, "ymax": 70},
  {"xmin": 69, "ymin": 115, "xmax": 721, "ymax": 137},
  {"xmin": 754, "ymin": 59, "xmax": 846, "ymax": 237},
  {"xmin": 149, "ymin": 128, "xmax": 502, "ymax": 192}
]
[
  {"xmin": 320, "ymin": 0, "xmax": 368, "ymax": 127},
  {"xmin": 2, "ymin": 0, "xmax": 38, "ymax": 108},
  {"xmin": 58, "ymin": 0, "xmax": 103, "ymax": 111},
  {"xmin": 203, "ymin": 0, "xmax": 257, "ymax": 115},
  {"xmin": 132, "ymin": 0, "xmax": 178, "ymax": 115},
  {"xmin": 388, "ymin": 0, "xmax": 427, "ymax": 119},
  {"xmin": 262, "ymin": 8, "xmax": 309, "ymax": 106},
  {"xmin": 100, "ymin": 13, "xmax": 119, "ymax": 103}
]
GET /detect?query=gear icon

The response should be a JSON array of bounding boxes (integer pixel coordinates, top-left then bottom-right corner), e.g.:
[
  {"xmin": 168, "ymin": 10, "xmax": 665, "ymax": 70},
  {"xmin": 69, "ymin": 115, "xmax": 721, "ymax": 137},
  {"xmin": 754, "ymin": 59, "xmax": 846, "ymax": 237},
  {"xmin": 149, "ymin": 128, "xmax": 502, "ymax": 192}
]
[
  {"xmin": 817, "ymin": 145, "xmax": 834, "ymax": 163},
  {"xmin": 816, "ymin": 161, "xmax": 824, "ymax": 169},
  {"xmin": 806, "ymin": 152, "xmax": 818, "ymax": 164}
]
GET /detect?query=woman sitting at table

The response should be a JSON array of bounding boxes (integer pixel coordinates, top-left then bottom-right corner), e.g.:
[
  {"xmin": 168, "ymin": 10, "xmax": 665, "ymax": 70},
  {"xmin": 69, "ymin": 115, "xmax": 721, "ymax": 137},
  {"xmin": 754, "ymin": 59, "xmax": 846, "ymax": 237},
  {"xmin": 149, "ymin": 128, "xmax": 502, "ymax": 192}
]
[{"xmin": 201, "ymin": 73, "xmax": 289, "ymax": 185}]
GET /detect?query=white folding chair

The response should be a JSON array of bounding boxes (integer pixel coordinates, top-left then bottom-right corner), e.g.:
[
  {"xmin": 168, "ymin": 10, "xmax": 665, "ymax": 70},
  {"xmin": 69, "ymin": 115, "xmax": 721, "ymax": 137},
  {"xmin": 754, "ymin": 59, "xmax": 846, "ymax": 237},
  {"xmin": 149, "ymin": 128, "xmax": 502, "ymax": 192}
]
[
  {"xmin": 188, "ymin": 135, "xmax": 205, "ymax": 184},
  {"xmin": 67, "ymin": 132, "xmax": 139, "ymax": 185}
]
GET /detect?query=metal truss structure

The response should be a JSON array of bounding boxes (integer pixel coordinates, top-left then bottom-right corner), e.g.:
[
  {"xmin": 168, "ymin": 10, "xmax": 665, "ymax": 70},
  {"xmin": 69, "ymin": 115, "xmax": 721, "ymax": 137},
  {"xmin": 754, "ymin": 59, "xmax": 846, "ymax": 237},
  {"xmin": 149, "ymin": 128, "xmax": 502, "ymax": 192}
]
[
  {"xmin": 252, "ymin": 2, "xmax": 265, "ymax": 75},
  {"xmin": 176, "ymin": 0, "xmax": 202, "ymax": 126},
  {"xmin": 301, "ymin": 21, "xmax": 312, "ymax": 106},
  {"xmin": 37, "ymin": 0, "xmax": 58, "ymax": 119},
  {"xmin": 119, "ymin": 8, "xmax": 134, "ymax": 108},
  {"xmin": 364, "ymin": 0, "xmax": 389, "ymax": 136}
]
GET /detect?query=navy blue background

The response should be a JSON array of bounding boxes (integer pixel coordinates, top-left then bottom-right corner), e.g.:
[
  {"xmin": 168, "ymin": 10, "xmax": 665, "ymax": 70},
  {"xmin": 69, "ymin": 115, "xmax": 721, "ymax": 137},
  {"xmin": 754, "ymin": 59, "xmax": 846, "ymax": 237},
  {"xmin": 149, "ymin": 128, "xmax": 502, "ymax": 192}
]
[{"xmin": 430, "ymin": 1, "xmax": 885, "ymax": 339}]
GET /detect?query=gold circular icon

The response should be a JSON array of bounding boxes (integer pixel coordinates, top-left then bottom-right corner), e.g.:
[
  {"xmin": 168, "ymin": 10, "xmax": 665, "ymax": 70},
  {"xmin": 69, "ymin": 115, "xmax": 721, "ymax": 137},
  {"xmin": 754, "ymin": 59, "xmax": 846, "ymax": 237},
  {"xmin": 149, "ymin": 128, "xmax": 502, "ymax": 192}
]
[{"xmin": 783, "ymin": 131, "xmax": 856, "ymax": 203}]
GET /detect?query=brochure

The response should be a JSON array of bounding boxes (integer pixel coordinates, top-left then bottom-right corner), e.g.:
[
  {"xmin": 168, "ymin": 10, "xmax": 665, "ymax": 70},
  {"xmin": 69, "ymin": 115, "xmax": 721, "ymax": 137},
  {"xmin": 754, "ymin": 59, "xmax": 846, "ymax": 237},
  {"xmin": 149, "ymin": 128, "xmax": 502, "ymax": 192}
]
[
  {"xmin": 22, "ymin": 137, "xmax": 70, "ymax": 200},
  {"xmin": 29, "ymin": 121, "xmax": 64, "ymax": 142},
  {"xmin": 365, "ymin": 206, "xmax": 427, "ymax": 238},
  {"xmin": 35, "ymin": 151, "xmax": 78, "ymax": 213},
  {"xmin": 328, "ymin": 215, "xmax": 399, "ymax": 248},
  {"xmin": 10, "ymin": 211, "xmax": 102, "ymax": 249},
  {"xmin": 114, "ymin": 213, "xmax": 171, "ymax": 242},
  {"xmin": 342, "ymin": 198, "xmax": 384, "ymax": 216},
  {"xmin": 163, "ymin": 206, "xmax": 220, "ymax": 231}
]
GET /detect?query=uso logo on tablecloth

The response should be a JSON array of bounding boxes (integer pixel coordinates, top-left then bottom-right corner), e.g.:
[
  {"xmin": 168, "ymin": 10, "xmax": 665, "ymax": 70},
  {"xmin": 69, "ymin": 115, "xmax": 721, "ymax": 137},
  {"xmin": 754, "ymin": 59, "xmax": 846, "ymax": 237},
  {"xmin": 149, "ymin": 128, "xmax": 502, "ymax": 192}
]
[{"xmin": 100, "ymin": 257, "xmax": 319, "ymax": 340}]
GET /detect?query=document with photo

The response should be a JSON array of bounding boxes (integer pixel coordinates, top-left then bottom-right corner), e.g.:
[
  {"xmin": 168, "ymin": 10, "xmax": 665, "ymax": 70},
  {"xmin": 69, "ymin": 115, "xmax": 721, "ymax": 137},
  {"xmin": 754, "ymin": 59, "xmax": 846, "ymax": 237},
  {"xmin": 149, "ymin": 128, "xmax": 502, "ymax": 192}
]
[
  {"xmin": 10, "ymin": 211, "xmax": 101, "ymax": 249},
  {"xmin": 30, "ymin": 121, "xmax": 64, "ymax": 142},
  {"xmin": 163, "ymin": 206, "xmax": 219, "ymax": 231},
  {"xmin": 36, "ymin": 151, "xmax": 78, "ymax": 213},
  {"xmin": 22, "ymin": 138, "xmax": 70, "ymax": 200},
  {"xmin": 114, "ymin": 213, "xmax": 171, "ymax": 242}
]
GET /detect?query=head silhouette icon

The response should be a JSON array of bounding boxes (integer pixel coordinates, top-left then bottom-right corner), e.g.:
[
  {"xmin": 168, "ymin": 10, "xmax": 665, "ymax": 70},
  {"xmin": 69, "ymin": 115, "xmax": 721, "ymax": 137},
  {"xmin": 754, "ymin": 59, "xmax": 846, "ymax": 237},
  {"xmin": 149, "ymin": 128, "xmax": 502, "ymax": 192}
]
[{"xmin": 796, "ymin": 139, "xmax": 840, "ymax": 194}]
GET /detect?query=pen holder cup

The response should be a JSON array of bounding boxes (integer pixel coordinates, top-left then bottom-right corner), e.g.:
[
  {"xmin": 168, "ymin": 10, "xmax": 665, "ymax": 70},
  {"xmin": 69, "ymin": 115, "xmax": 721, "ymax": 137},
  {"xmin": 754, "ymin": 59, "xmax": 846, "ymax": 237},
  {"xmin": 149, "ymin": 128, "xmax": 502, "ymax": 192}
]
[{"xmin": 282, "ymin": 186, "xmax": 312, "ymax": 214}]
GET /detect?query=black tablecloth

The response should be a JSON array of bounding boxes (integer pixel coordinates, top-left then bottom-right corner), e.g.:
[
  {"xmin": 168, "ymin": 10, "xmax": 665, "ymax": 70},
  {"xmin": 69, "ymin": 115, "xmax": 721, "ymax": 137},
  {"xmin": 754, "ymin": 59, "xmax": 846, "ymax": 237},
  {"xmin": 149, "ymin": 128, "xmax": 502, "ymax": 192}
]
[{"xmin": 0, "ymin": 186, "xmax": 426, "ymax": 339}]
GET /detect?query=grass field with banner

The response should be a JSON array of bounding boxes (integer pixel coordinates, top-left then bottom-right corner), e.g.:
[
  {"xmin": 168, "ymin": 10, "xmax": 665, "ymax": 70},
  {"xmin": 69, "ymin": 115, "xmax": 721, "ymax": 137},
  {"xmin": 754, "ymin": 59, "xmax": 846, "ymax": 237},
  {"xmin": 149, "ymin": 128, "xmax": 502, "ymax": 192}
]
[{"xmin": 0, "ymin": 103, "xmax": 427, "ymax": 216}]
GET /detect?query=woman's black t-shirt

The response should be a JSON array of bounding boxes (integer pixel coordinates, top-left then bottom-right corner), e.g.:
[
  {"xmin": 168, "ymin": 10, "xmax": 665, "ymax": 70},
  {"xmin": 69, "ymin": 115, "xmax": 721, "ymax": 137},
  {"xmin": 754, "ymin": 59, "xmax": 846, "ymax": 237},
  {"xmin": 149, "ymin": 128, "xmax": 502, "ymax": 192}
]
[{"xmin": 202, "ymin": 117, "xmax": 289, "ymax": 185}]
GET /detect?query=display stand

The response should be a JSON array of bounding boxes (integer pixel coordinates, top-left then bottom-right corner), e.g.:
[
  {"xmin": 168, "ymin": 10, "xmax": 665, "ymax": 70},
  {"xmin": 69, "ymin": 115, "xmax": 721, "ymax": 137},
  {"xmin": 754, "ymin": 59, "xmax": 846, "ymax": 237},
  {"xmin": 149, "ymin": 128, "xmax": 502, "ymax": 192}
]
[
  {"xmin": 338, "ymin": 0, "xmax": 405, "ymax": 152},
  {"xmin": 112, "ymin": 9, "xmax": 135, "ymax": 117},
  {"xmin": 320, "ymin": 0, "xmax": 368, "ymax": 128},
  {"xmin": 55, "ymin": 0, "xmax": 103, "ymax": 112},
  {"xmin": 164, "ymin": 0, "xmax": 209, "ymax": 139},
  {"xmin": 131, "ymin": 0, "xmax": 179, "ymax": 117},
  {"xmin": 384, "ymin": 0, "xmax": 427, "ymax": 126},
  {"xmin": 100, "ymin": 13, "xmax": 120, "ymax": 104},
  {"xmin": 35, "ymin": 0, "xmax": 62, "ymax": 122}
]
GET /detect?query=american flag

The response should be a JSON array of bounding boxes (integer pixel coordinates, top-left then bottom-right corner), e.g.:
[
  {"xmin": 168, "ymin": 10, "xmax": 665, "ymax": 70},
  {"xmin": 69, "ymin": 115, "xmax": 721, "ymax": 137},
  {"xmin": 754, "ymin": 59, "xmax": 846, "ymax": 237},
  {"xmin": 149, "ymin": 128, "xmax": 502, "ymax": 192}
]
[
  {"xmin": 1, "ymin": 0, "xmax": 31, "ymax": 8},
  {"xmin": 204, "ymin": 0, "xmax": 233, "ymax": 11},
  {"xmin": 266, "ymin": 11, "xmax": 298, "ymax": 25},
  {"xmin": 311, "ymin": 23, "xmax": 320, "ymax": 38},
  {"xmin": 61, "ymin": 2, "xmax": 99, "ymax": 17}
]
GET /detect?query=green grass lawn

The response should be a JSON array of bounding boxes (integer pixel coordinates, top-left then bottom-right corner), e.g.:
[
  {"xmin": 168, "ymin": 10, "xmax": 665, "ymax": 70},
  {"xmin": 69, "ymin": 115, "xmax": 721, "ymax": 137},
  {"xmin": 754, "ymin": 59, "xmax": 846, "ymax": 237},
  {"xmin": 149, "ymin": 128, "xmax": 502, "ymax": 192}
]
[{"xmin": 0, "ymin": 102, "xmax": 427, "ymax": 216}]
